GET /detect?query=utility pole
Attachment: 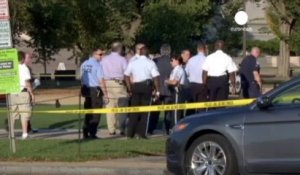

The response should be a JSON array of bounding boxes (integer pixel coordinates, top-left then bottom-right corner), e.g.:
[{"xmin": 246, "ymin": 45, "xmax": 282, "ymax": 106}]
[{"xmin": 242, "ymin": 0, "xmax": 247, "ymax": 58}]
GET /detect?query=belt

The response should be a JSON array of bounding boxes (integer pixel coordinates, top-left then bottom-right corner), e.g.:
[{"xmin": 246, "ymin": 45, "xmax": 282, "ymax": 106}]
[
  {"xmin": 105, "ymin": 79, "xmax": 124, "ymax": 85},
  {"xmin": 133, "ymin": 79, "xmax": 152, "ymax": 85},
  {"xmin": 190, "ymin": 82, "xmax": 204, "ymax": 85},
  {"xmin": 21, "ymin": 88, "xmax": 28, "ymax": 92},
  {"xmin": 208, "ymin": 75, "xmax": 227, "ymax": 78}
]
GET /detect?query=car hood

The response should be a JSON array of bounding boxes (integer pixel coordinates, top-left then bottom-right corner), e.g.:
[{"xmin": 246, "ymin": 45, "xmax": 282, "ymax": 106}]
[{"xmin": 183, "ymin": 106, "xmax": 250, "ymax": 122}]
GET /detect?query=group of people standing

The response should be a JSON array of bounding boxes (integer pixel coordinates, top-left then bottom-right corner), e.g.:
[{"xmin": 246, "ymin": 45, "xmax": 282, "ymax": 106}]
[{"xmin": 80, "ymin": 40, "xmax": 262, "ymax": 139}]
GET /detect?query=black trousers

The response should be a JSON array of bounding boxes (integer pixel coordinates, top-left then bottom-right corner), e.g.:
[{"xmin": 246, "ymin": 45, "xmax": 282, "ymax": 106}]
[
  {"xmin": 83, "ymin": 87, "xmax": 102, "ymax": 137},
  {"xmin": 127, "ymin": 81, "xmax": 152, "ymax": 138},
  {"xmin": 242, "ymin": 81, "xmax": 261, "ymax": 98},
  {"xmin": 181, "ymin": 86, "xmax": 195, "ymax": 116},
  {"xmin": 190, "ymin": 83, "xmax": 207, "ymax": 112},
  {"xmin": 165, "ymin": 89, "xmax": 185, "ymax": 134},
  {"xmin": 148, "ymin": 95, "xmax": 172, "ymax": 134},
  {"xmin": 207, "ymin": 75, "xmax": 229, "ymax": 101}
]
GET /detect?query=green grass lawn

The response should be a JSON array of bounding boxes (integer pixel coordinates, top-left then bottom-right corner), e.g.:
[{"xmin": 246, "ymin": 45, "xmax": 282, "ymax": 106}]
[
  {"xmin": 0, "ymin": 137, "xmax": 166, "ymax": 161},
  {"xmin": 0, "ymin": 105, "xmax": 86, "ymax": 130},
  {"xmin": 0, "ymin": 104, "xmax": 165, "ymax": 130}
]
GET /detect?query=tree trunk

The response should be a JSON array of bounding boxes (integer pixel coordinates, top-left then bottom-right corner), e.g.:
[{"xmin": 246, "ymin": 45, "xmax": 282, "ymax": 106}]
[
  {"xmin": 277, "ymin": 22, "xmax": 290, "ymax": 79},
  {"xmin": 42, "ymin": 50, "xmax": 47, "ymax": 74}
]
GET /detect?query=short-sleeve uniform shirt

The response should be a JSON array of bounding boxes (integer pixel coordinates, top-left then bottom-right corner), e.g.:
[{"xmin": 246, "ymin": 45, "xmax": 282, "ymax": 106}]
[
  {"xmin": 239, "ymin": 55, "xmax": 260, "ymax": 83},
  {"xmin": 124, "ymin": 56, "xmax": 160, "ymax": 83},
  {"xmin": 80, "ymin": 57, "xmax": 104, "ymax": 87},
  {"xmin": 185, "ymin": 52, "xmax": 206, "ymax": 83},
  {"xmin": 202, "ymin": 50, "xmax": 237, "ymax": 76},
  {"xmin": 169, "ymin": 65, "xmax": 187, "ymax": 86}
]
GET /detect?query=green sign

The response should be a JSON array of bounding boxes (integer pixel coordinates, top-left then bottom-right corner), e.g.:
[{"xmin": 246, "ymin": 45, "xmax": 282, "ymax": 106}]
[{"xmin": 0, "ymin": 48, "xmax": 19, "ymax": 94}]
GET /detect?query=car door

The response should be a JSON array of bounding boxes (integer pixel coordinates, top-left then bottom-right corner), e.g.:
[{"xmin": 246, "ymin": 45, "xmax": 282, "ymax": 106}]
[{"xmin": 244, "ymin": 84, "xmax": 300, "ymax": 174}]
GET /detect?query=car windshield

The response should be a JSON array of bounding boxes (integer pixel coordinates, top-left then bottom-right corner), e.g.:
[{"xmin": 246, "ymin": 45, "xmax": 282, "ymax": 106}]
[{"xmin": 262, "ymin": 77, "xmax": 300, "ymax": 98}]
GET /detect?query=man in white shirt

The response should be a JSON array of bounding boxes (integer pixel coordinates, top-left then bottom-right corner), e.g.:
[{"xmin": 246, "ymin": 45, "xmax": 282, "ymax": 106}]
[
  {"xmin": 9, "ymin": 51, "xmax": 35, "ymax": 139},
  {"xmin": 124, "ymin": 44, "xmax": 160, "ymax": 139},
  {"xmin": 185, "ymin": 43, "xmax": 208, "ymax": 111},
  {"xmin": 202, "ymin": 40, "xmax": 237, "ymax": 101},
  {"xmin": 129, "ymin": 43, "xmax": 145, "ymax": 63}
]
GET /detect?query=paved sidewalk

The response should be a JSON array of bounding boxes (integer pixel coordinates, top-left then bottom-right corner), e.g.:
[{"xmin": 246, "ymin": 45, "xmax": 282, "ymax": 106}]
[{"xmin": 0, "ymin": 156, "xmax": 167, "ymax": 175}]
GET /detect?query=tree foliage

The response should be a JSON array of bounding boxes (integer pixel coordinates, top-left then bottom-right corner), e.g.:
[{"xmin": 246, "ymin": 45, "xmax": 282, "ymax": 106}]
[
  {"xmin": 25, "ymin": 0, "xmax": 73, "ymax": 73},
  {"xmin": 137, "ymin": 0, "xmax": 213, "ymax": 53},
  {"xmin": 265, "ymin": 0, "xmax": 300, "ymax": 78},
  {"xmin": 9, "ymin": 0, "xmax": 29, "ymax": 45},
  {"xmin": 68, "ymin": 0, "xmax": 138, "ymax": 58},
  {"xmin": 247, "ymin": 38, "xmax": 280, "ymax": 55},
  {"xmin": 202, "ymin": 0, "xmax": 243, "ymax": 56}
]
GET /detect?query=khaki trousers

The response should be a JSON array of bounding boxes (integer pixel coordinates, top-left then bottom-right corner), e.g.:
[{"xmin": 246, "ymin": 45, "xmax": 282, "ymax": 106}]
[{"xmin": 105, "ymin": 80, "xmax": 128, "ymax": 133}]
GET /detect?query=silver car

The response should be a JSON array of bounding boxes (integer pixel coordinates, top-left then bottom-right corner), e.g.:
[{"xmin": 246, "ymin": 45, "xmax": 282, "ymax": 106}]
[{"xmin": 166, "ymin": 76, "xmax": 300, "ymax": 175}]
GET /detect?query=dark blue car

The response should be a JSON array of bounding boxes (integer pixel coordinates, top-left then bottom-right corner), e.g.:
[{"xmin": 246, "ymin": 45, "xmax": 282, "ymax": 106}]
[{"xmin": 166, "ymin": 77, "xmax": 300, "ymax": 175}]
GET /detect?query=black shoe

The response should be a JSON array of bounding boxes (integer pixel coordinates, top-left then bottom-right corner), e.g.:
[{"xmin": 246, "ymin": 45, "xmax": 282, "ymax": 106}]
[
  {"xmin": 166, "ymin": 130, "xmax": 170, "ymax": 135},
  {"xmin": 120, "ymin": 131, "xmax": 125, "ymax": 136},
  {"xmin": 90, "ymin": 135, "xmax": 99, "ymax": 139},
  {"xmin": 137, "ymin": 135, "xmax": 148, "ymax": 140},
  {"xmin": 83, "ymin": 128, "xmax": 89, "ymax": 138},
  {"xmin": 148, "ymin": 131, "xmax": 153, "ymax": 135},
  {"xmin": 109, "ymin": 132, "xmax": 116, "ymax": 135}
]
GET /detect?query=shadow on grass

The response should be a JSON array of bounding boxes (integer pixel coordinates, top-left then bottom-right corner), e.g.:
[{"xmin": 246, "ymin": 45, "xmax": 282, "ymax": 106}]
[
  {"xmin": 128, "ymin": 150, "xmax": 164, "ymax": 156},
  {"xmin": 32, "ymin": 130, "xmax": 78, "ymax": 139},
  {"xmin": 61, "ymin": 136, "xmax": 126, "ymax": 144},
  {"xmin": 48, "ymin": 119, "xmax": 79, "ymax": 129}
]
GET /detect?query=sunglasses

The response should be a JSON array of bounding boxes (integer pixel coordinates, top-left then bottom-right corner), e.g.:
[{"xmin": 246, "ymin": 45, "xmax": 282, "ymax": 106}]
[{"xmin": 96, "ymin": 53, "xmax": 104, "ymax": 56}]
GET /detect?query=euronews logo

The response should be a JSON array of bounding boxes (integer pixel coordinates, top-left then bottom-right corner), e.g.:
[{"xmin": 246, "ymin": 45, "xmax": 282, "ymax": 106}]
[{"xmin": 231, "ymin": 11, "xmax": 252, "ymax": 32}]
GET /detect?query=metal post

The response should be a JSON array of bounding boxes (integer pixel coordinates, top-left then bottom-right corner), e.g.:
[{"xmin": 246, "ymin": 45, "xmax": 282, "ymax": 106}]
[
  {"xmin": 242, "ymin": 29, "xmax": 247, "ymax": 58},
  {"xmin": 242, "ymin": 0, "xmax": 247, "ymax": 58},
  {"xmin": 145, "ymin": 96, "xmax": 153, "ymax": 137},
  {"xmin": 174, "ymin": 88, "xmax": 179, "ymax": 125},
  {"xmin": 77, "ymin": 92, "xmax": 82, "ymax": 157},
  {"xmin": 6, "ymin": 94, "xmax": 16, "ymax": 153}
]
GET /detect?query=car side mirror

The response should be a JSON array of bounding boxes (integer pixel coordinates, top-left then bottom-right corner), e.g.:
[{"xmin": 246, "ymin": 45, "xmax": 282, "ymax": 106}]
[{"xmin": 257, "ymin": 96, "xmax": 272, "ymax": 109}]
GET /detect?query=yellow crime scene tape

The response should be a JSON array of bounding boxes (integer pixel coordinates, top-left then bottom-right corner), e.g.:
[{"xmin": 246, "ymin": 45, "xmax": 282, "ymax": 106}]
[{"xmin": 2, "ymin": 99, "xmax": 256, "ymax": 114}]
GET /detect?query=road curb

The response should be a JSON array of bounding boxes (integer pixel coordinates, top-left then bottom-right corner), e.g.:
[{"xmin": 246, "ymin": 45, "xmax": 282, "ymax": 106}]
[{"xmin": 0, "ymin": 165, "xmax": 166, "ymax": 175}]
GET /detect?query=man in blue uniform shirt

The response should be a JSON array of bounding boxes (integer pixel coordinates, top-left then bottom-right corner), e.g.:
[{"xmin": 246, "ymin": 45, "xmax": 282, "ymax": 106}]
[
  {"xmin": 240, "ymin": 47, "xmax": 262, "ymax": 98},
  {"xmin": 81, "ymin": 48, "xmax": 108, "ymax": 139}
]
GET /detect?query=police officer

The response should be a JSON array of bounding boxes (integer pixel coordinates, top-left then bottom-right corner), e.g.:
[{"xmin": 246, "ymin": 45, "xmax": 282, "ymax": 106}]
[
  {"xmin": 124, "ymin": 44, "xmax": 160, "ymax": 139},
  {"xmin": 185, "ymin": 43, "xmax": 207, "ymax": 111},
  {"xmin": 149, "ymin": 44, "xmax": 173, "ymax": 135},
  {"xmin": 165, "ymin": 55, "xmax": 187, "ymax": 128},
  {"xmin": 202, "ymin": 40, "xmax": 237, "ymax": 101},
  {"xmin": 240, "ymin": 47, "xmax": 262, "ymax": 98},
  {"xmin": 81, "ymin": 48, "xmax": 108, "ymax": 139},
  {"xmin": 181, "ymin": 49, "xmax": 194, "ymax": 116}
]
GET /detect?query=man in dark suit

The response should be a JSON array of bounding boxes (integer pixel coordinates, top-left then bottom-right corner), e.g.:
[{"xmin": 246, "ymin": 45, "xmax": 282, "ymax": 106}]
[{"xmin": 148, "ymin": 44, "xmax": 173, "ymax": 135}]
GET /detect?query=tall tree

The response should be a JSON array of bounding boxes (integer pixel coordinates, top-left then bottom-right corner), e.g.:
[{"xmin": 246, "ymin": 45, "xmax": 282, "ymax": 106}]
[
  {"xmin": 265, "ymin": 0, "xmax": 300, "ymax": 78},
  {"xmin": 65, "ymin": 0, "xmax": 138, "ymax": 59},
  {"xmin": 9, "ymin": 0, "xmax": 29, "ymax": 45},
  {"xmin": 202, "ymin": 0, "xmax": 243, "ymax": 56},
  {"xmin": 137, "ymin": 0, "xmax": 213, "ymax": 53},
  {"xmin": 25, "ymin": 0, "xmax": 73, "ymax": 73}
]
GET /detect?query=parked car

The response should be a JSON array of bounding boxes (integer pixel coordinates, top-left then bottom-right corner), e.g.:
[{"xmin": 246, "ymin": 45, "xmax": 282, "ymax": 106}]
[{"xmin": 166, "ymin": 76, "xmax": 300, "ymax": 175}]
